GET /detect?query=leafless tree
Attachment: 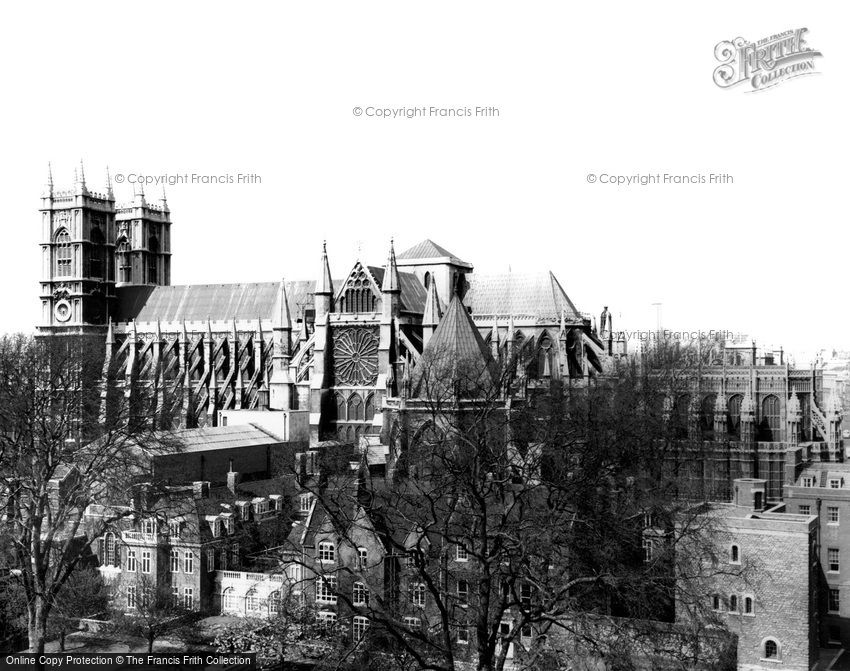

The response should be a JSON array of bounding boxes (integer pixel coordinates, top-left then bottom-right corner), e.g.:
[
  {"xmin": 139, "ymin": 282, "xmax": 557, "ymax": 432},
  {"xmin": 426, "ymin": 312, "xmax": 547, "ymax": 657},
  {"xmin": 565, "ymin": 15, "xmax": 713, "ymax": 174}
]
[
  {"xmin": 290, "ymin": 340, "xmax": 744, "ymax": 671},
  {"xmin": 0, "ymin": 333, "xmax": 182, "ymax": 654}
]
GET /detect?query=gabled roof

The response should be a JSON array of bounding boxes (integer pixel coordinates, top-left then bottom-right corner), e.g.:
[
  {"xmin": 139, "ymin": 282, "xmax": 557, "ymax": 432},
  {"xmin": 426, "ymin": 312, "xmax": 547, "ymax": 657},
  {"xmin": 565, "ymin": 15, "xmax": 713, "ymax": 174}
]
[
  {"xmin": 397, "ymin": 239, "xmax": 459, "ymax": 261},
  {"xmin": 367, "ymin": 267, "xmax": 428, "ymax": 314},
  {"xmin": 466, "ymin": 271, "xmax": 582, "ymax": 321},
  {"xmin": 411, "ymin": 294, "xmax": 497, "ymax": 398},
  {"xmin": 115, "ymin": 281, "xmax": 315, "ymax": 323}
]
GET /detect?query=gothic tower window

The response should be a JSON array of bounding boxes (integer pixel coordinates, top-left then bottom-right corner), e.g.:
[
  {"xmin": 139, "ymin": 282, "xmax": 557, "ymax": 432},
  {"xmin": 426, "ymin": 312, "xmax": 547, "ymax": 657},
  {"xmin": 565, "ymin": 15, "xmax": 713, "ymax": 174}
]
[
  {"xmin": 148, "ymin": 235, "xmax": 159, "ymax": 284},
  {"xmin": 761, "ymin": 395, "xmax": 781, "ymax": 441},
  {"xmin": 117, "ymin": 238, "xmax": 131, "ymax": 283},
  {"xmin": 728, "ymin": 394, "xmax": 743, "ymax": 436},
  {"xmin": 335, "ymin": 392, "xmax": 346, "ymax": 421},
  {"xmin": 423, "ymin": 272, "xmax": 431, "ymax": 289},
  {"xmin": 364, "ymin": 394, "xmax": 375, "ymax": 422},
  {"xmin": 54, "ymin": 228, "xmax": 72, "ymax": 277},
  {"xmin": 90, "ymin": 227, "xmax": 105, "ymax": 279}
]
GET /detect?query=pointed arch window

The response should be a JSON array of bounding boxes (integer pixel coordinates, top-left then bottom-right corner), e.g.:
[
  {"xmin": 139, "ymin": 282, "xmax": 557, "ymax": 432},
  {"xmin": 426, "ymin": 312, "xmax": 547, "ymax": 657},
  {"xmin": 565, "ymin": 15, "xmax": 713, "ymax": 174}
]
[
  {"xmin": 364, "ymin": 394, "xmax": 375, "ymax": 422},
  {"xmin": 89, "ymin": 227, "xmax": 105, "ymax": 279},
  {"xmin": 728, "ymin": 394, "xmax": 743, "ymax": 437},
  {"xmin": 342, "ymin": 266, "xmax": 377, "ymax": 313},
  {"xmin": 335, "ymin": 392, "xmax": 346, "ymax": 421},
  {"xmin": 348, "ymin": 393, "xmax": 363, "ymax": 421},
  {"xmin": 761, "ymin": 395, "xmax": 781, "ymax": 441},
  {"xmin": 148, "ymin": 236, "xmax": 159, "ymax": 284},
  {"xmin": 701, "ymin": 394, "xmax": 716, "ymax": 433},
  {"xmin": 116, "ymin": 238, "xmax": 131, "ymax": 284},
  {"xmin": 55, "ymin": 229, "xmax": 72, "ymax": 277},
  {"xmin": 537, "ymin": 336, "xmax": 553, "ymax": 378}
]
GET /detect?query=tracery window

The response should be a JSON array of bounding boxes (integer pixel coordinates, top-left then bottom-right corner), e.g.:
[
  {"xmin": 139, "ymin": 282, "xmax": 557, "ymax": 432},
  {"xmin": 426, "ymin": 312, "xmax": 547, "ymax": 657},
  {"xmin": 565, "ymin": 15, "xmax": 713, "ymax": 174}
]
[
  {"xmin": 116, "ymin": 238, "xmax": 131, "ymax": 283},
  {"xmin": 89, "ymin": 227, "xmax": 105, "ymax": 279},
  {"xmin": 148, "ymin": 235, "xmax": 159, "ymax": 284},
  {"xmin": 728, "ymin": 394, "xmax": 743, "ymax": 436},
  {"xmin": 55, "ymin": 229, "xmax": 72, "ymax": 277},
  {"xmin": 761, "ymin": 395, "xmax": 781, "ymax": 441}
]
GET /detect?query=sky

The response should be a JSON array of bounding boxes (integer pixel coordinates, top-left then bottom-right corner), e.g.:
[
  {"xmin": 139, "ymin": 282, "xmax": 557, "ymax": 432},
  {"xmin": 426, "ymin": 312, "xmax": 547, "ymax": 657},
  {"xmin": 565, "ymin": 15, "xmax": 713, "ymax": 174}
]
[{"xmin": 0, "ymin": 1, "xmax": 846, "ymax": 360}]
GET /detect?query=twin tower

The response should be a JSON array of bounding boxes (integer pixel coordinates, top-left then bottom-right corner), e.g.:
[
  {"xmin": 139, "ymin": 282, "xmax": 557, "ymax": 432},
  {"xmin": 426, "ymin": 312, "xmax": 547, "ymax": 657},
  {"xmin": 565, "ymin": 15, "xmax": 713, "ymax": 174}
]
[{"xmin": 38, "ymin": 162, "xmax": 172, "ymax": 335}]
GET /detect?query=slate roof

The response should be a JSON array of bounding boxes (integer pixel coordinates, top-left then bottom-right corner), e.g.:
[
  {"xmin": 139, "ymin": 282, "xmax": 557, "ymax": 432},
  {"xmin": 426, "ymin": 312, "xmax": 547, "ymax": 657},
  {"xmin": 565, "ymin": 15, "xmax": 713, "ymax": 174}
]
[
  {"xmin": 367, "ymin": 267, "xmax": 427, "ymax": 314},
  {"xmin": 397, "ymin": 239, "xmax": 461, "ymax": 261},
  {"xmin": 466, "ymin": 272, "xmax": 581, "ymax": 321},
  {"xmin": 411, "ymin": 294, "xmax": 497, "ymax": 398},
  {"xmin": 169, "ymin": 424, "xmax": 285, "ymax": 452},
  {"xmin": 115, "ymin": 281, "xmax": 316, "ymax": 323}
]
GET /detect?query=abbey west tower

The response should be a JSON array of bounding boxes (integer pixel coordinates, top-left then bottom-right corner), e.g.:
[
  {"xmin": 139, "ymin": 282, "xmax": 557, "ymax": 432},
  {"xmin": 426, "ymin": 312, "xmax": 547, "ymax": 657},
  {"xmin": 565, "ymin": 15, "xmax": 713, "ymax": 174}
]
[{"xmin": 39, "ymin": 162, "xmax": 171, "ymax": 335}]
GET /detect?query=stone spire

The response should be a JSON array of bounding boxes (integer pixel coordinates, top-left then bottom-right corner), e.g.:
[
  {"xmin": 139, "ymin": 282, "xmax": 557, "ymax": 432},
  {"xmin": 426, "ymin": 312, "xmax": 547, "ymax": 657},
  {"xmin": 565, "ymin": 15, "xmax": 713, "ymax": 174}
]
[
  {"xmin": 44, "ymin": 162, "xmax": 54, "ymax": 197},
  {"xmin": 105, "ymin": 166, "xmax": 114, "ymax": 200},
  {"xmin": 160, "ymin": 185, "xmax": 169, "ymax": 212},
  {"xmin": 490, "ymin": 316, "xmax": 500, "ymax": 359},
  {"xmin": 315, "ymin": 241, "xmax": 334, "ymax": 319},
  {"xmin": 381, "ymin": 239, "xmax": 400, "ymax": 293},
  {"xmin": 317, "ymin": 240, "xmax": 333, "ymax": 296},
  {"xmin": 134, "ymin": 181, "xmax": 147, "ymax": 207},
  {"xmin": 422, "ymin": 279, "xmax": 442, "ymax": 348},
  {"xmin": 75, "ymin": 159, "xmax": 88, "ymax": 195},
  {"xmin": 423, "ymin": 280, "xmax": 442, "ymax": 326},
  {"xmin": 274, "ymin": 278, "xmax": 292, "ymax": 330}
]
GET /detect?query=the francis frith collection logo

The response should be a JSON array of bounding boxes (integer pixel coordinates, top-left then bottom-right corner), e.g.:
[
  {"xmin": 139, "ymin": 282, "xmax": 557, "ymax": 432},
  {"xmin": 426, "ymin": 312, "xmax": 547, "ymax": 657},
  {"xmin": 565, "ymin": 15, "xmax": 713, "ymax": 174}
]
[{"xmin": 714, "ymin": 28, "xmax": 822, "ymax": 92}]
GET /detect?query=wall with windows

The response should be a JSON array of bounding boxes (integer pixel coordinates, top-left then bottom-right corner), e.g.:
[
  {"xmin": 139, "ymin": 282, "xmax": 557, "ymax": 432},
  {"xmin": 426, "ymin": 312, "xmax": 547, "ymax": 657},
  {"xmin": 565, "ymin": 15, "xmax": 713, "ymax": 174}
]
[
  {"xmin": 678, "ymin": 498, "xmax": 817, "ymax": 671},
  {"xmin": 785, "ymin": 463, "xmax": 850, "ymax": 648}
]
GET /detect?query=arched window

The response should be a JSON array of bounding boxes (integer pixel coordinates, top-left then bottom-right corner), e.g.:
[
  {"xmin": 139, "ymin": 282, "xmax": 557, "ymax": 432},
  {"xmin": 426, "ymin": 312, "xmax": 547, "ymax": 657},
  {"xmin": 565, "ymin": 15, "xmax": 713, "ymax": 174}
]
[
  {"xmin": 102, "ymin": 531, "xmax": 117, "ymax": 567},
  {"xmin": 761, "ymin": 395, "xmax": 781, "ymax": 441},
  {"xmin": 364, "ymin": 394, "xmax": 375, "ymax": 422},
  {"xmin": 55, "ymin": 229, "xmax": 72, "ymax": 277},
  {"xmin": 346, "ymin": 426, "xmax": 354, "ymax": 443},
  {"xmin": 701, "ymin": 394, "xmax": 716, "ymax": 433},
  {"xmin": 89, "ymin": 227, "xmax": 105, "ymax": 279},
  {"xmin": 728, "ymin": 394, "xmax": 743, "ymax": 436},
  {"xmin": 148, "ymin": 235, "xmax": 159, "ymax": 284},
  {"xmin": 744, "ymin": 596, "xmax": 753, "ymax": 614},
  {"xmin": 537, "ymin": 336, "xmax": 553, "ymax": 378},
  {"xmin": 335, "ymin": 393, "xmax": 346, "ymax": 421},
  {"xmin": 116, "ymin": 238, "xmax": 131, "ymax": 283},
  {"xmin": 712, "ymin": 594, "xmax": 720, "ymax": 611},
  {"xmin": 729, "ymin": 595, "xmax": 737, "ymax": 612},
  {"xmin": 764, "ymin": 639, "xmax": 778, "ymax": 659},
  {"xmin": 268, "ymin": 590, "xmax": 281, "ymax": 615},
  {"xmin": 348, "ymin": 393, "xmax": 363, "ymax": 421},
  {"xmin": 674, "ymin": 394, "xmax": 691, "ymax": 438},
  {"xmin": 730, "ymin": 545, "xmax": 740, "ymax": 563},
  {"xmin": 222, "ymin": 587, "xmax": 237, "ymax": 612},
  {"xmin": 245, "ymin": 589, "xmax": 260, "ymax": 614}
]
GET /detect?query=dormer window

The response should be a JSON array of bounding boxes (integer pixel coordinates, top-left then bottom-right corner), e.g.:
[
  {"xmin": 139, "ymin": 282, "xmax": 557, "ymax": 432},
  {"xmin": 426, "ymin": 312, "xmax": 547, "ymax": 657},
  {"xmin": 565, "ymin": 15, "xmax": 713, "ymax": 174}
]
[
  {"xmin": 830, "ymin": 479, "xmax": 842, "ymax": 489},
  {"xmin": 802, "ymin": 476, "xmax": 815, "ymax": 487},
  {"xmin": 226, "ymin": 517, "xmax": 234, "ymax": 534},
  {"xmin": 254, "ymin": 499, "xmax": 269, "ymax": 515},
  {"xmin": 300, "ymin": 494, "xmax": 313, "ymax": 512},
  {"xmin": 213, "ymin": 520, "xmax": 222, "ymax": 538},
  {"xmin": 142, "ymin": 518, "xmax": 156, "ymax": 536},
  {"xmin": 169, "ymin": 520, "xmax": 181, "ymax": 538}
]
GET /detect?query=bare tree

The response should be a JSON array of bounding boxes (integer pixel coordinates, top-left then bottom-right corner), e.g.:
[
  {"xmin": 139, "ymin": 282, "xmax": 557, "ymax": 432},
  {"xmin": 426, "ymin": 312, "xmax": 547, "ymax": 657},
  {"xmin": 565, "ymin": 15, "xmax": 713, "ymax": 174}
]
[
  {"xmin": 109, "ymin": 572, "xmax": 194, "ymax": 653},
  {"xmin": 289, "ymin": 340, "xmax": 741, "ymax": 671},
  {"xmin": 0, "ymin": 333, "xmax": 182, "ymax": 653}
]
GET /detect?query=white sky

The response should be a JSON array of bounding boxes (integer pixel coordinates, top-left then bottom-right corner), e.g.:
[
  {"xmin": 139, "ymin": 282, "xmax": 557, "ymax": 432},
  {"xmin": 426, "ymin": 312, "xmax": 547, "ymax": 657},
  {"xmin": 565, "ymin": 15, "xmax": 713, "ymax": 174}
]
[{"xmin": 0, "ymin": 1, "xmax": 846, "ymax": 359}]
